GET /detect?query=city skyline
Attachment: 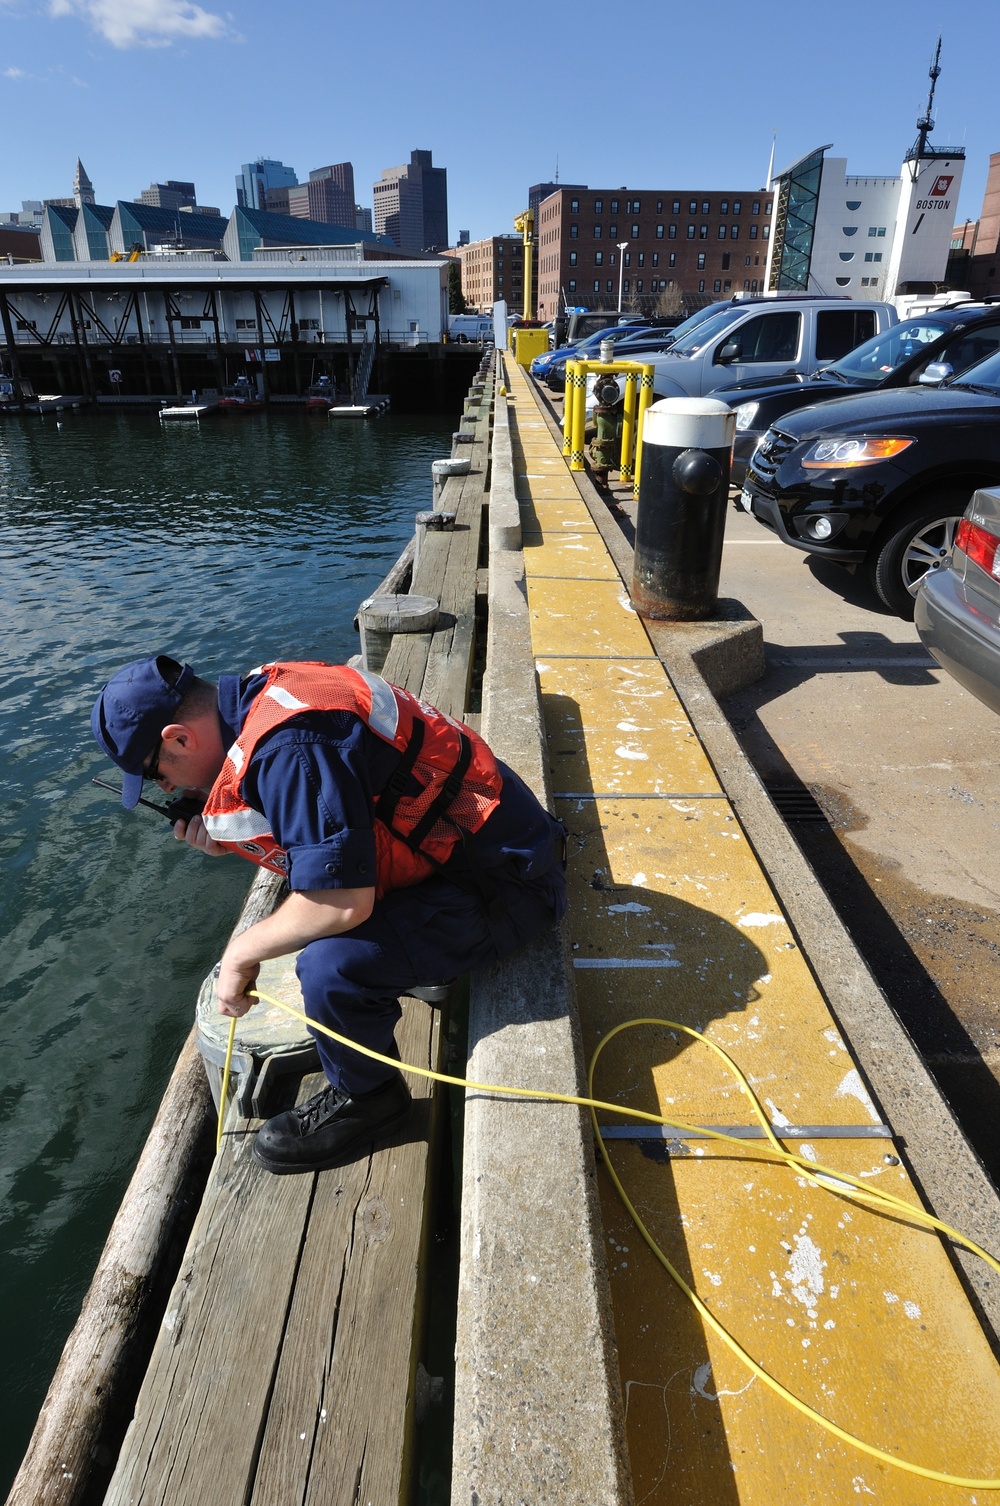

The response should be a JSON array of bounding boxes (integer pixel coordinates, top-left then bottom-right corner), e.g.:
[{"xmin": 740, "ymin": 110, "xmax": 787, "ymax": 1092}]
[{"xmin": 2, "ymin": 0, "xmax": 999, "ymax": 244}]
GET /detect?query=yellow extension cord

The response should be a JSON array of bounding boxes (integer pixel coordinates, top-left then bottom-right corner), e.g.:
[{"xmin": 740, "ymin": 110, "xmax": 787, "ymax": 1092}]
[{"xmin": 213, "ymin": 991, "xmax": 1000, "ymax": 1491}]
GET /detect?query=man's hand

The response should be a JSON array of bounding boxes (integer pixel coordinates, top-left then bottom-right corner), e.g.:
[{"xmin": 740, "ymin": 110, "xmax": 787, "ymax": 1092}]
[
  {"xmin": 174, "ymin": 811, "xmax": 227, "ymax": 856},
  {"xmin": 216, "ymin": 954, "xmax": 261, "ymax": 1017},
  {"xmin": 212, "ymin": 888, "xmax": 375, "ymax": 1022}
]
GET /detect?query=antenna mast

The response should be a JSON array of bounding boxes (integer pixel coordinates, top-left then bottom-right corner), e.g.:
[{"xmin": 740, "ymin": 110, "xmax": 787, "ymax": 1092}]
[{"xmin": 909, "ymin": 36, "xmax": 942, "ymax": 181}]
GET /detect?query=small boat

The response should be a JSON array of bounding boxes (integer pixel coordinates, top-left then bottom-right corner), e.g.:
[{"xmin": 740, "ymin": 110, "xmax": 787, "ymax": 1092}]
[
  {"xmin": 305, "ymin": 377, "xmax": 342, "ymax": 412},
  {"xmin": 217, "ymin": 377, "xmax": 264, "ymax": 412}
]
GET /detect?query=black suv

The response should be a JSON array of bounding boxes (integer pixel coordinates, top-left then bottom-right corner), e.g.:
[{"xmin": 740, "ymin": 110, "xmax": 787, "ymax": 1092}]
[
  {"xmin": 726, "ymin": 300, "xmax": 1000, "ymax": 485},
  {"xmin": 740, "ymin": 343, "xmax": 1000, "ymax": 617}
]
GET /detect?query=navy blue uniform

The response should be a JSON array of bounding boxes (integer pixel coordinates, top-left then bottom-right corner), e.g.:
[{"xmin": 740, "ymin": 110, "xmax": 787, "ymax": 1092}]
[{"xmin": 217, "ymin": 674, "xmax": 566, "ymax": 1093}]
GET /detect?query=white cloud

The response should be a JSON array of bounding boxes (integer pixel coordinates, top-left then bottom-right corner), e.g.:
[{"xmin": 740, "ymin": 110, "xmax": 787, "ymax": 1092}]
[
  {"xmin": 4, "ymin": 65, "xmax": 27, "ymax": 77},
  {"xmin": 49, "ymin": 0, "xmax": 231, "ymax": 48}
]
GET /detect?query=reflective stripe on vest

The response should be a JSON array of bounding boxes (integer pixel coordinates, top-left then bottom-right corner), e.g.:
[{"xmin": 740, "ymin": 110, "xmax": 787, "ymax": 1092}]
[{"xmin": 202, "ymin": 662, "xmax": 501, "ymax": 895}]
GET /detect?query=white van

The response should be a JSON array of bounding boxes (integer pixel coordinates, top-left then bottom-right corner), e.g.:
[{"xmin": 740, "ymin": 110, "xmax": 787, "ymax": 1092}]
[{"xmin": 448, "ymin": 314, "xmax": 494, "ymax": 344}]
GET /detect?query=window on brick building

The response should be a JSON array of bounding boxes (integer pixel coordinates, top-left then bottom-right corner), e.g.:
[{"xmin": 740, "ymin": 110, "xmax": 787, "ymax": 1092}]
[
  {"xmin": 699, "ymin": 279, "xmax": 705, "ymax": 291},
  {"xmin": 568, "ymin": 278, "xmax": 576, "ymax": 291},
  {"xmin": 721, "ymin": 252, "xmax": 730, "ymax": 269},
  {"xmin": 668, "ymin": 251, "xmax": 676, "ymax": 267},
  {"xmin": 688, "ymin": 200, "xmax": 697, "ymax": 213},
  {"xmin": 638, "ymin": 251, "xmax": 644, "ymax": 265},
  {"xmin": 652, "ymin": 252, "xmax": 659, "ymax": 266},
  {"xmin": 687, "ymin": 224, "xmax": 695, "ymax": 239},
  {"xmin": 636, "ymin": 279, "xmax": 643, "ymax": 291},
  {"xmin": 733, "ymin": 200, "xmax": 741, "ymax": 214},
  {"xmin": 570, "ymin": 198, "xmax": 579, "ymax": 212},
  {"xmin": 697, "ymin": 252, "xmax": 706, "ymax": 269},
  {"xmin": 714, "ymin": 279, "xmax": 721, "ymax": 292},
  {"xmin": 700, "ymin": 224, "xmax": 708, "ymax": 239},
  {"xmin": 594, "ymin": 225, "xmax": 602, "ymax": 237},
  {"xmin": 569, "ymin": 223, "xmax": 578, "ymax": 238},
  {"xmin": 610, "ymin": 199, "xmax": 619, "ymax": 213},
  {"xmin": 750, "ymin": 223, "xmax": 758, "ymax": 239},
  {"xmin": 672, "ymin": 200, "xmax": 680, "ymax": 214},
  {"xmin": 594, "ymin": 198, "xmax": 603, "ymax": 213},
  {"xmin": 631, "ymin": 223, "xmax": 639, "ymax": 237},
  {"xmin": 731, "ymin": 225, "xmax": 739, "ymax": 239},
  {"xmin": 718, "ymin": 224, "xmax": 727, "ymax": 239},
  {"xmin": 668, "ymin": 223, "xmax": 677, "ymax": 239},
  {"xmin": 569, "ymin": 251, "xmax": 577, "ymax": 265},
  {"xmin": 752, "ymin": 200, "xmax": 760, "ymax": 214},
  {"xmin": 595, "ymin": 251, "xmax": 603, "ymax": 265},
  {"xmin": 656, "ymin": 224, "xmax": 664, "ymax": 238},
  {"xmin": 623, "ymin": 279, "xmax": 630, "ymax": 292},
  {"xmin": 656, "ymin": 199, "xmax": 662, "ymax": 213},
  {"xmin": 609, "ymin": 224, "xmax": 617, "ymax": 238}
]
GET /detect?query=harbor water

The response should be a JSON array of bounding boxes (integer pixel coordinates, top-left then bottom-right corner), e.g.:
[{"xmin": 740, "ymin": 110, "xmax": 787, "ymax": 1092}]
[{"xmin": 0, "ymin": 405, "xmax": 455, "ymax": 1495}]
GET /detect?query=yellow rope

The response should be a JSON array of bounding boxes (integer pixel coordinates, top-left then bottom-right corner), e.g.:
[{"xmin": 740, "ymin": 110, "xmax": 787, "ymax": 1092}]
[
  {"xmin": 241, "ymin": 988, "xmax": 1000, "ymax": 1489},
  {"xmin": 216, "ymin": 1014, "xmax": 237, "ymax": 1155}
]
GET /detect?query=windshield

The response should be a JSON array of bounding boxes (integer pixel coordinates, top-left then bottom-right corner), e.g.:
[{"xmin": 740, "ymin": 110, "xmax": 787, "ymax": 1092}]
[
  {"xmin": 828, "ymin": 318, "xmax": 950, "ymax": 385},
  {"xmin": 948, "ymin": 347, "xmax": 1000, "ymax": 395},
  {"xmin": 668, "ymin": 307, "xmax": 748, "ymax": 357}
]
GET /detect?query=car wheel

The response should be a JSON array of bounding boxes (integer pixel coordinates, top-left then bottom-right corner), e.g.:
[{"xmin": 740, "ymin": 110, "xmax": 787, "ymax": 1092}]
[
  {"xmin": 453, "ymin": 333, "xmax": 468, "ymax": 344},
  {"xmin": 868, "ymin": 492, "xmax": 967, "ymax": 619}
]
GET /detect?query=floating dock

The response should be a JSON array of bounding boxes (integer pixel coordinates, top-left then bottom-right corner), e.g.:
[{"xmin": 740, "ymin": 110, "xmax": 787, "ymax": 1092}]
[
  {"xmin": 328, "ymin": 394, "xmax": 391, "ymax": 418},
  {"xmin": 9, "ymin": 350, "xmax": 1000, "ymax": 1506},
  {"xmin": 158, "ymin": 401, "xmax": 218, "ymax": 420}
]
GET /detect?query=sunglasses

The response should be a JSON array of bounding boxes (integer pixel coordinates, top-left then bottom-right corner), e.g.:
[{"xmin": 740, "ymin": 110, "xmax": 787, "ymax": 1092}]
[{"xmin": 144, "ymin": 739, "xmax": 164, "ymax": 783}]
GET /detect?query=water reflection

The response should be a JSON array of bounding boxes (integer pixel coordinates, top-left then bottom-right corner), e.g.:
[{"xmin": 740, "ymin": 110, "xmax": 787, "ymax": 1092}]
[{"xmin": 0, "ymin": 406, "xmax": 454, "ymax": 1492}]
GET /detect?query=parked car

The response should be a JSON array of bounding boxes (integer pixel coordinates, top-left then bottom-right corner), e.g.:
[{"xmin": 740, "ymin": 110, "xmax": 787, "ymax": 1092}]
[
  {"xmin": 724, "ymin": 300, "xmax": 1000, "ymax": 484},
  {"xmin": 534, "ymin": 324, "xmax": 660, "ymax": 388},
  {"xmin": 645, "ymin": 298, "xmax": 898, "ymax": 401},
  {"xmin": 739, "ymin": 344, "xmax": 1000, "ymax": 618},
  {"xmin": 915, "ymin": 485, "xmax": 1000, "ymax": 714}
]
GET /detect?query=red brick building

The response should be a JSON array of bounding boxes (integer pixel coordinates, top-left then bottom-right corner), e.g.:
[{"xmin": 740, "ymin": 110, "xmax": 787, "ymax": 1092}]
[
  {"xmin": 454, "ymin": 235, "xmax": 524, "ymax": 312},
  {"xmin": 536, "ymin": 186, "xmax": 773, "ymax": 318},
  {"xmin": 947, "ymin": 151, "xmax": 1000, "ymax": 299}
]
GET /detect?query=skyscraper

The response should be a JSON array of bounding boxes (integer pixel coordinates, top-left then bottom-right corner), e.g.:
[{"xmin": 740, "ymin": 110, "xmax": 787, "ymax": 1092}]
[
  {"xmin": 373, "ymin": 150, "xmax": 447, "ymax": 252},
  {"xmin": 236, "ymin": 158, "xmax": 299, "ymax": 211},
  {"xmin": 287, "ymin": 163, "xmax": 356, "ymax": 229}
]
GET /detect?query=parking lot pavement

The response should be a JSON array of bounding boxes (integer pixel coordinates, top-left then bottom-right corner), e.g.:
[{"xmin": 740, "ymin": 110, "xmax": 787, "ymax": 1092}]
[{"xmin": 714, "ymin": 496, "xmax": 1000, "ymax": 1181}]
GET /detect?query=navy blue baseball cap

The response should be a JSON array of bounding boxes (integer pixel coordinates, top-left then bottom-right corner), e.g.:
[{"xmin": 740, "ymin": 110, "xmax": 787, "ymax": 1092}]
[{"xmin": 91, "ymin": 655, "xmax": 194, "ymax": 808}]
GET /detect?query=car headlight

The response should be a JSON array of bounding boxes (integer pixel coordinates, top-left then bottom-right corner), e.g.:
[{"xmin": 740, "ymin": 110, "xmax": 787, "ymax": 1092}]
[
  {"xmin": 802, "ymin": 436, "xmax": 914, "ymax": 469},
  {"xmin": 733, "ymin": 402, "xmax": 759, "ymax": 432}
]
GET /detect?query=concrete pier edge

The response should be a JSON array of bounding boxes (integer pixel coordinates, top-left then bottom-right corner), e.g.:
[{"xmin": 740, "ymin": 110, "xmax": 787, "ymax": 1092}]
[
  {"xmin": 451, "ymin": 362, "xmax": 634, "ymax": 1505},
  {"xmin": 527, "ymin": 365, "xmax": 1000, "ymax": 1348}
]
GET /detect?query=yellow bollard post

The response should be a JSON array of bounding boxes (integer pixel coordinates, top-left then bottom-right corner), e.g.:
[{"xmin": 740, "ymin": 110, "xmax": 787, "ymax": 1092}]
[
  {"xmin": 570, "ymin": 360, "xmax": 587, "ymax": 471},
  {"xmin": 619, "ymin": 372, "xmax": 638, "ymax": 483},
  {"xmin": 563, "ymin": 361, "xmax": 576, "ymax": 457},
  {"xmin": 633, "ymin": 366, "xmax": 655, "ymax": 498}
]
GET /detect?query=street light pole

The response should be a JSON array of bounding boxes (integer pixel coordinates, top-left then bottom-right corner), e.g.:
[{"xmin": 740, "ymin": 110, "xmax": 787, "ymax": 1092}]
[{"xmin": 616, "ymin": 242, "xmax": 629, "ymax": 313}]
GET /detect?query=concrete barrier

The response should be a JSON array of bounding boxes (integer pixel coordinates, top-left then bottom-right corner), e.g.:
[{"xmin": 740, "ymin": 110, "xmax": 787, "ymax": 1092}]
[{"xmin": 451, "ymin": 361, "xmax": 632, "ymax": 1506}]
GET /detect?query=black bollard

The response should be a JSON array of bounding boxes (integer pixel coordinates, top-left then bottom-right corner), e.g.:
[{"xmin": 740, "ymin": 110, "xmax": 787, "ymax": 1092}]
[{"xmin": 631, "ymin": 398, "xmax": 735, "ymax": 620}]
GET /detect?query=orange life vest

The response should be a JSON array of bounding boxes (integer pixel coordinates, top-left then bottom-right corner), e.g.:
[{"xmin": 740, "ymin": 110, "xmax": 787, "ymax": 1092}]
[{"xmin": 202, "ymin": 662, "xmax": 503, "ymax": 897}]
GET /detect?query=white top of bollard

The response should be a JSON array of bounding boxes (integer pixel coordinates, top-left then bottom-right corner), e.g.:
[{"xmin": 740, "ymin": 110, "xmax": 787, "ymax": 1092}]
[{"xmin": 643, "ymin": 396, "xmax": 735, "ymax": 452}]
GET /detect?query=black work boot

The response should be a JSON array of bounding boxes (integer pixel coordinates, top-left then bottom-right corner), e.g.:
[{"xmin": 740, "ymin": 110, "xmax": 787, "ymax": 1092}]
[{"xmin": 252, "ymin": 1074, "xmax": 412, "ymax": 1175}]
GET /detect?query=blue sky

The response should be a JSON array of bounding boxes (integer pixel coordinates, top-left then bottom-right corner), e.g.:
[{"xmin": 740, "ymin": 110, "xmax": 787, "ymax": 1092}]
[{"xmin": 1, "ymin": 0, "xmax": 998, "ymax": 241}]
